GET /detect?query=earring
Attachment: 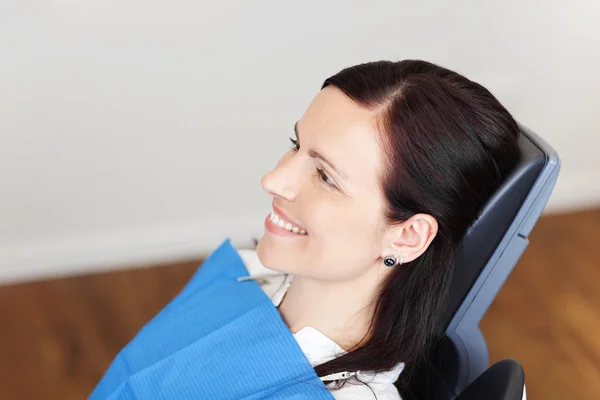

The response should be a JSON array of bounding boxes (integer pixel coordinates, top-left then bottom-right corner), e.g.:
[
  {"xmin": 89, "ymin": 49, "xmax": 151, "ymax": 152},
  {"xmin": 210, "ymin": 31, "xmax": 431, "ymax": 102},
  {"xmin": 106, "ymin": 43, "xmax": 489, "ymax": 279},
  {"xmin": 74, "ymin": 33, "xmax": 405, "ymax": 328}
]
[
  {"xmin": 383, "ymin": 256, "xmax": 397, "ymax": 267},
  {"xmin": 383, "ymin": 255, "xmax": 405, "ymax": 268}
]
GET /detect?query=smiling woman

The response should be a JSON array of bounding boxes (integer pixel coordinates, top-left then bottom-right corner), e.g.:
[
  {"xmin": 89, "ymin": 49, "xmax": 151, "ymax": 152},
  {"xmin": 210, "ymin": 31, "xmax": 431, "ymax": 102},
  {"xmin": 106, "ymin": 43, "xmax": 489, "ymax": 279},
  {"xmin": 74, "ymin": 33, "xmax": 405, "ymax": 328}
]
[
  {"xmin": 253, "ymin": 60, "xmax": 520, "ymax": 398},
  {"xmin": 89, "ymin": 58, "xmax": 520, "ymax": 400}
]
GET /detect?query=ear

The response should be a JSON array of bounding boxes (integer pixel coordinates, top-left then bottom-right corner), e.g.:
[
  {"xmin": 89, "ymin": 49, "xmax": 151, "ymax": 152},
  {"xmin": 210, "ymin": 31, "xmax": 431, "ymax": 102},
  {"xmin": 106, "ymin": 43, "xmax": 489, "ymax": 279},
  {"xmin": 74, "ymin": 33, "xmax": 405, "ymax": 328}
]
[{"xmin": 384, "ymin": 214, "xmax": 438, "ymax": 264}]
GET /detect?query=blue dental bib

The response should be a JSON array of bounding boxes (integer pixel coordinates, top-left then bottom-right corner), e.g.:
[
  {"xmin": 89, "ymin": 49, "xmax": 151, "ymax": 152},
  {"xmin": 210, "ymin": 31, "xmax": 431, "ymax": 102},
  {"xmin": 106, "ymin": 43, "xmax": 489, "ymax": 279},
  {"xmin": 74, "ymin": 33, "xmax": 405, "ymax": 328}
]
[{"xmin": 90, "ymin": 239, "xmax": 334, "ymax": 400}]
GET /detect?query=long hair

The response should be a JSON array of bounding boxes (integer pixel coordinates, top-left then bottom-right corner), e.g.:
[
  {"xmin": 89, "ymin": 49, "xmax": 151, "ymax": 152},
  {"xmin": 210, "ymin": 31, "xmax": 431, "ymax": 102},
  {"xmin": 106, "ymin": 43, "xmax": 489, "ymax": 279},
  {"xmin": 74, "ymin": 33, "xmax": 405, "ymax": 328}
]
[{"xmin": 312, "ymin": 60, "xmax": 520, "ymax": 389}]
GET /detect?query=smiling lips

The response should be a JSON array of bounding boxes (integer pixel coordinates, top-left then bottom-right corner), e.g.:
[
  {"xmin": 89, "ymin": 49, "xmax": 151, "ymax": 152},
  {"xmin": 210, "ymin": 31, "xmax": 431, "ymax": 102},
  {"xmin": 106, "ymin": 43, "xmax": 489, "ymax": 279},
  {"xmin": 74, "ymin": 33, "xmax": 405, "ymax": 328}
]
[{"xmin": 268, "ymin": 211, "xmax": 307, "ymax": 235}]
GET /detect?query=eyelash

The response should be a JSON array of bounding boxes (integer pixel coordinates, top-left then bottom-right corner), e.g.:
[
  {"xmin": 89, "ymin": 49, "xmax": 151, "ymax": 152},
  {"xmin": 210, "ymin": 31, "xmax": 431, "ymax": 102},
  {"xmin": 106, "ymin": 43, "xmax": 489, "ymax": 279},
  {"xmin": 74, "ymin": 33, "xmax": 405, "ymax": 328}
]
[
  {"xmin": 289, "ymin": 137, "xmax": 300, "ymax": 151},
  {"xmin": 288, "ymin": 137, "xmax": 337, "ymax": 190}
]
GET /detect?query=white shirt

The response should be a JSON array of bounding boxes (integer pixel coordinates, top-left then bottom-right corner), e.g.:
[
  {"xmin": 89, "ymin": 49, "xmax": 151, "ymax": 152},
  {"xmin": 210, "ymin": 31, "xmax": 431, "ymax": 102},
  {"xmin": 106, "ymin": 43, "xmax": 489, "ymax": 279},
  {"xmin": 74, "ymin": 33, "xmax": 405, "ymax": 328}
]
[{"xmin": 237, "ymin": 248, "xmax": 404, "ymax": 400}]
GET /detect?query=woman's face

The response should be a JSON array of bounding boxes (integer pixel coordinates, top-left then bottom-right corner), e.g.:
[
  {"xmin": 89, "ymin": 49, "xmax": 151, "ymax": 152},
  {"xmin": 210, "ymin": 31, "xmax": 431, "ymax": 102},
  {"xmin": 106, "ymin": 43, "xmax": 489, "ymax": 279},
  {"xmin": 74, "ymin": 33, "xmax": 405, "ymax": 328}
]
[{"xmin": 256, "ymin": 86, "xmax": 392, "ymax": 282}]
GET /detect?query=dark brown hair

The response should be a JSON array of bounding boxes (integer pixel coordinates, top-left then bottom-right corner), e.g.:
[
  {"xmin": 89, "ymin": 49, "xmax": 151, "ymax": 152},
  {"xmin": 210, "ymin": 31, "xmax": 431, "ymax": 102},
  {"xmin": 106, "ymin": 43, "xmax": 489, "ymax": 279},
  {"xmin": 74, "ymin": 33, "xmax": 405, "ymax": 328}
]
[{"xmin": 313, "ymin": 60, "xmax": 520, "ymax": 390}]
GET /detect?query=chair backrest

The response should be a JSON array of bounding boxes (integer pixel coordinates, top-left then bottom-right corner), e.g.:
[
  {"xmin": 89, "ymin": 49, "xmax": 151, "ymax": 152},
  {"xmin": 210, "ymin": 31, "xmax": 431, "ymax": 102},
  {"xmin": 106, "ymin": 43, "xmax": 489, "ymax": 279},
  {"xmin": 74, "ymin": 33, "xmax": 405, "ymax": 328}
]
[
  {"xmin": 401, "ymin": 125, "xmax": 560, "ymax": 399},
  {"xmin": 443, "ymin": 124, "xmax": 560, "ymax": 390},
  {"xmin": 443, "ymin": 125, "xmax": 554, "ymax": 329}
]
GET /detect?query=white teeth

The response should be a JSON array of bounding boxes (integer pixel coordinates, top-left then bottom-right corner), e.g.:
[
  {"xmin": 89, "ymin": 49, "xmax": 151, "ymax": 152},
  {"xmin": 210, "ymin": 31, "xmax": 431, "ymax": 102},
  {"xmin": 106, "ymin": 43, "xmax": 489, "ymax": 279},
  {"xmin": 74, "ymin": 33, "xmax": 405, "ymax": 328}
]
[{"xmin": 269, "ymin": 211, "xmax": 307, "ymax": 235}]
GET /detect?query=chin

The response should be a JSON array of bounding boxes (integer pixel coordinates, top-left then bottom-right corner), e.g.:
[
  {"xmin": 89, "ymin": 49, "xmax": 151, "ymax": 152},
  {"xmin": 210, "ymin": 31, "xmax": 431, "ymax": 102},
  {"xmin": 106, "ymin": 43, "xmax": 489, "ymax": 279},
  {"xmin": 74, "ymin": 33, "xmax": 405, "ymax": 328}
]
[{"xmin": 255, "ymin": 235, "xmax": 296, "ymax": 275}]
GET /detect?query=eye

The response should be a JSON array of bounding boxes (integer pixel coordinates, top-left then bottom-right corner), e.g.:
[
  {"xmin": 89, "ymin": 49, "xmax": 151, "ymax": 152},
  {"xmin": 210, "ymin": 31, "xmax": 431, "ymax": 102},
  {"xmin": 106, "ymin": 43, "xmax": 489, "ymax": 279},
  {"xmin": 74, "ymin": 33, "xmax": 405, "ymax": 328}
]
[
  {"xmin": 316, "ymin": 168, "xmax": 337, "ymax": 189},
  {"xmin": 289, "ymin": 137, "xmax": 300, "ymax": 151},
  {"xmin": 289, "ymin": 136, "xmax": 337, "ymax": 190}
]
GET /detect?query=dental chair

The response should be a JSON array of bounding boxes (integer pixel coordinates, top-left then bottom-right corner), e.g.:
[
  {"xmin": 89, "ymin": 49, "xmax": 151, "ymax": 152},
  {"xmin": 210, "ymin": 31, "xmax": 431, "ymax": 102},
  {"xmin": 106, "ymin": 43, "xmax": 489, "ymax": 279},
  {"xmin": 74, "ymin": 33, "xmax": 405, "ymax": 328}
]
[{"xmin": 401, "ymin": 125, "xmax": 560, "ymax": 399}]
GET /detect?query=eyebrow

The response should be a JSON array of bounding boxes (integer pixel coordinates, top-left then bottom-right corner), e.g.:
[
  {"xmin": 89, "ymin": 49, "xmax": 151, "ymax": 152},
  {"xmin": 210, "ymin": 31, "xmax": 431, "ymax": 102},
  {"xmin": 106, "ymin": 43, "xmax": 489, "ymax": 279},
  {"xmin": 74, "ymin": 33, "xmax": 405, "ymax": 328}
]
[{"xmin": 294, "ymin": 122, "xmax": 349, "ymax": 182}]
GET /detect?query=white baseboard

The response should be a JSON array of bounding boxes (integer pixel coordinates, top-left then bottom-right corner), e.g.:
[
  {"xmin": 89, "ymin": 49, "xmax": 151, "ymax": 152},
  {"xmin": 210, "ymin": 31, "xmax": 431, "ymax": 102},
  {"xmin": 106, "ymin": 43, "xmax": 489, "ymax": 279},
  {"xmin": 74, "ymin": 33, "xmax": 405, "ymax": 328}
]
[{"xmin": 0, "ymin": 169, "xmax": 598, "ymax": 286}]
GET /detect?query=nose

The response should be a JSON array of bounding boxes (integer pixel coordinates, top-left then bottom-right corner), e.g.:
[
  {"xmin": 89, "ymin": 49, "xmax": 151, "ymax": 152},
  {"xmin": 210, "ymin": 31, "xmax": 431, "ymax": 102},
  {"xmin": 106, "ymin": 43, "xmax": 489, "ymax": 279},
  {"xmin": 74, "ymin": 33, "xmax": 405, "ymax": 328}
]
[{"xmin": 261, "ymin": 153, "xmax": 301, "ymax": 202}]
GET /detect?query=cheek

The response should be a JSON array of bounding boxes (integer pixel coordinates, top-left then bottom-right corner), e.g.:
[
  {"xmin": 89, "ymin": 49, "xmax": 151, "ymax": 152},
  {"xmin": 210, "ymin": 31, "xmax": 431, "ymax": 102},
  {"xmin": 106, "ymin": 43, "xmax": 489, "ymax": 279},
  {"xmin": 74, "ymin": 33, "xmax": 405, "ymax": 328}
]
[
  {"xmin": 305, "ymin": 202, "xmax": 381, "ymax": 280},
  {"xmin": 312, "ymin": 197, "xmax": 379, "ymax": 242}
]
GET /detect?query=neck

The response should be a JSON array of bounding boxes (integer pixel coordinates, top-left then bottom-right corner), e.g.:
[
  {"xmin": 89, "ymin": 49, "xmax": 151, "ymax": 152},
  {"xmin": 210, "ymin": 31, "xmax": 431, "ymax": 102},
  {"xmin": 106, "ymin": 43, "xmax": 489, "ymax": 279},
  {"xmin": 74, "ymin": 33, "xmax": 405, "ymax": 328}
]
[{"xmin": 277, "ymin": 271, "xmax": 382, "ymax": 351}]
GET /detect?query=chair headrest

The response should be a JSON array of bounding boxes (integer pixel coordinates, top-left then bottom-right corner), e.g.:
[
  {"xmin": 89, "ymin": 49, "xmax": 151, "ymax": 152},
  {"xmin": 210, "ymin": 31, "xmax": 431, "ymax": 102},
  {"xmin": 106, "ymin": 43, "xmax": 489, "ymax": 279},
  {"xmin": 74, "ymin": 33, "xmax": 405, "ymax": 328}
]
[{"xmin": 440, "ymin": 127, "xmax": 547, "ymax": 329}]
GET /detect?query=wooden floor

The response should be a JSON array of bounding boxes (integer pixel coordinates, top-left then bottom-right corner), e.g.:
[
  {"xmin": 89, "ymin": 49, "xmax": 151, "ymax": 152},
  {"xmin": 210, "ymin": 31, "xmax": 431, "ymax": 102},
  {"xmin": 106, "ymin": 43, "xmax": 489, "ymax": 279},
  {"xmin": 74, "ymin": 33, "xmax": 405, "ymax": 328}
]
[{"xmin": 1, "ymin": 209, "xmax": 599, "ymax": 400}]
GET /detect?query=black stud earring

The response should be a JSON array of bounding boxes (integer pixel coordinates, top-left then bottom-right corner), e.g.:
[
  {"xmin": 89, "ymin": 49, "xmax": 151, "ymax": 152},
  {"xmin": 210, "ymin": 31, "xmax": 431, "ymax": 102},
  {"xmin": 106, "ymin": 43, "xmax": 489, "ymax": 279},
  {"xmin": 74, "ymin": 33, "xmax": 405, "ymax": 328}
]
[
  {"xmin": 384, "ymin": 255, "xmax": 405, "ymax": 268},
  {"xmin": 383, "ymin": 256, "xmax": 396, "ymax": 267}
]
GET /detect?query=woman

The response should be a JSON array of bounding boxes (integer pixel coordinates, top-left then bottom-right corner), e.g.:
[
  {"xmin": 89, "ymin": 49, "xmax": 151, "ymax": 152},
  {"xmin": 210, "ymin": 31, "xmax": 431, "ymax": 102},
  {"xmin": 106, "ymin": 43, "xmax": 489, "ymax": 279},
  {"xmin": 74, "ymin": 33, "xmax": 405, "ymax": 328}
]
[{"xmin": 237, "ymin": 59, "xmax": 520, "ymax": 399}]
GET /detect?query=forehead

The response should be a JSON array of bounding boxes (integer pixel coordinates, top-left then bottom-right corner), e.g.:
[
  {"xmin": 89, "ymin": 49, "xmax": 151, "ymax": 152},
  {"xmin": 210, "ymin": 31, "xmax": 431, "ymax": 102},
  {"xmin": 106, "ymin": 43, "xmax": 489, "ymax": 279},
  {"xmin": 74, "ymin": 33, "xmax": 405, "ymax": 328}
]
[{"xmin": 299, "ymin": 86, "xmax": 384, "ymax": 193}]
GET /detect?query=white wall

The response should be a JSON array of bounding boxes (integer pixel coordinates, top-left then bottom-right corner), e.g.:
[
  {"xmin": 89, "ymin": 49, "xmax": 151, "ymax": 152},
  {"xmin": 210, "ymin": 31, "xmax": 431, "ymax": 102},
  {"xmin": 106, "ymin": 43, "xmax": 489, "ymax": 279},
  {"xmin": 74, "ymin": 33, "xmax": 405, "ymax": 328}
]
[{"xmin": 1, "ymin": 0, "xmax": 599, "ymax": 284}]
